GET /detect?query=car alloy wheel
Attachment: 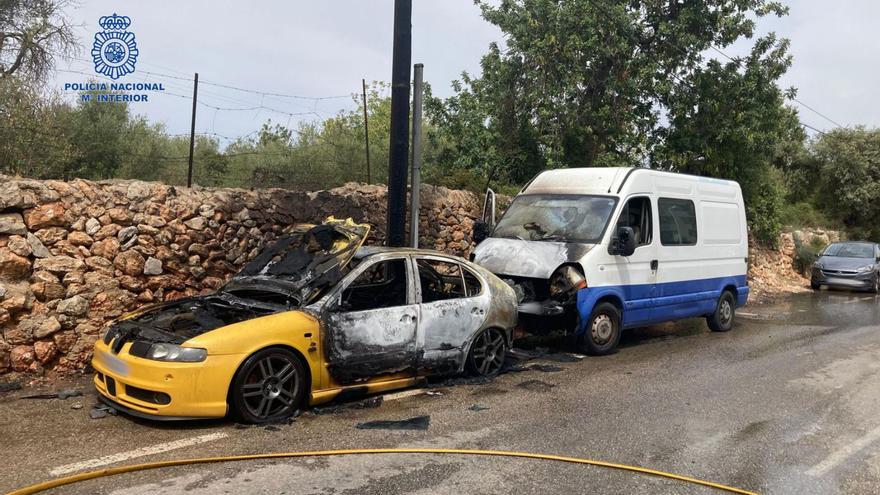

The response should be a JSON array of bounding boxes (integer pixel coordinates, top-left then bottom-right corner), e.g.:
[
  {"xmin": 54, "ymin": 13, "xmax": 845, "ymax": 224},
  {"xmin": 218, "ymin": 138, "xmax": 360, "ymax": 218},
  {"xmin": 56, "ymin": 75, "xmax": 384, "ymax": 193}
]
[
  {"xmin": 232, "ymin": 348, "xmax": 305, "ymax": 423},
  {"xmin": 468, "ymin": 328, "xmax": 507, "ymax": 376}
]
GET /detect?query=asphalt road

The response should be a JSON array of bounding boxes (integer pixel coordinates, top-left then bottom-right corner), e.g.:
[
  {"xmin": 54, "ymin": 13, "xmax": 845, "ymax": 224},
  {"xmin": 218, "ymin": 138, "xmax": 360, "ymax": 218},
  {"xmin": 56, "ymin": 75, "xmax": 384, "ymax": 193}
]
[{"xmin": 2, "ymin": 290, "xmax": 880, "ymax": 495}]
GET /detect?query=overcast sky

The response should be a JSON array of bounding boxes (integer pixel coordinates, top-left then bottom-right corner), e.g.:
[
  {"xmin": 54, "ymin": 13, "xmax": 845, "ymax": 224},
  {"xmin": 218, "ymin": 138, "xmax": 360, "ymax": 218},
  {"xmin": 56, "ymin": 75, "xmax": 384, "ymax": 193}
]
[{"xmin": 50, "ymin": 1, "xmax": 879, "ymax": 141}]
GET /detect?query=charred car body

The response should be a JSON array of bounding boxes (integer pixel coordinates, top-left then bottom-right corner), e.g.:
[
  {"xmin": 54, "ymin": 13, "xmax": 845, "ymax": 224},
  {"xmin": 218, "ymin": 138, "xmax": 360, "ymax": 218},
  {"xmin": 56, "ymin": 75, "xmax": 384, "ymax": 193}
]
[
  {"xmin": 474, "ymin": 168, "xmax": 749, "ymax": 355},
  {"xmin": 92, "ymin": 219, "xmax": 517, "ymax": 423}
]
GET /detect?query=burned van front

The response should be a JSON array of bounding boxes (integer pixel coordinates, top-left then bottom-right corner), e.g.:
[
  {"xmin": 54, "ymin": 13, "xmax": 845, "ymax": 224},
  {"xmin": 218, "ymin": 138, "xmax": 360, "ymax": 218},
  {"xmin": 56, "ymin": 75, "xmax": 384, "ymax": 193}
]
[{"xmin": 473, "ymin": 194, "xmax": 617, "ymax": 328}]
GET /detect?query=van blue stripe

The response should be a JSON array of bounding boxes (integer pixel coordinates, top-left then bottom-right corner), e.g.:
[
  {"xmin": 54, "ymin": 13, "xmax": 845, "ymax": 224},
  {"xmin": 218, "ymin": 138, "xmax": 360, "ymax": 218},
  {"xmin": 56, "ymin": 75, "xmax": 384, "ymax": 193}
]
[{"xmin": 575, "ymin": 275, "xmax": 748, "ymax": 333}]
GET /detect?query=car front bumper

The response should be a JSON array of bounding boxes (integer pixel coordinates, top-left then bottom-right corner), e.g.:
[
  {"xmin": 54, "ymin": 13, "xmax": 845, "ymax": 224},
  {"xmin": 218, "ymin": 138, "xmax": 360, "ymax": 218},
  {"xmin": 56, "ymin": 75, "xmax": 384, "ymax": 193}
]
[
  {"xmin": 812, "ymin": 268, "xmax": 875, "ymax": 290},
  {"xmin": 91, "ymin": 340, "xmax": 244, "ymax": 420}
]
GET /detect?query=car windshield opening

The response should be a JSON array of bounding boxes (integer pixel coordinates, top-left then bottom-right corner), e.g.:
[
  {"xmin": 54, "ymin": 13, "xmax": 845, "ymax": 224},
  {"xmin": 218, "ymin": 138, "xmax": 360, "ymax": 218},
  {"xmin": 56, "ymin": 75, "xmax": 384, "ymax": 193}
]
[
  {"xmin": 822, "ymin": 243, "xmax": 875, "ymax": 258},
  {"xmin": 491, "ymin": 194, "xmax": 617, "ymax": 243}
]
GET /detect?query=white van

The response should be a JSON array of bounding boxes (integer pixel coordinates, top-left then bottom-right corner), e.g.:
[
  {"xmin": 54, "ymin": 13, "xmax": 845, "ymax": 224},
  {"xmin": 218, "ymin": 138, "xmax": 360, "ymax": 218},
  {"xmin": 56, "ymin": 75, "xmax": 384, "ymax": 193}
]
[{"xmin": 472, "ymin": 167, "xmax": 749, "ymax": 355}]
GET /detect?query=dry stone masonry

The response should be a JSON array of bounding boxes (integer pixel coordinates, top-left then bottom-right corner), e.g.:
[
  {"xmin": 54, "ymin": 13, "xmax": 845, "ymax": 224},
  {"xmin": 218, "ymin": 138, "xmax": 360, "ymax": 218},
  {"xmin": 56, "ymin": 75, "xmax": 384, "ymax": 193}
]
[{"xmin": 0, "ymin": 177, "xmax": 482, "ymax": 379}]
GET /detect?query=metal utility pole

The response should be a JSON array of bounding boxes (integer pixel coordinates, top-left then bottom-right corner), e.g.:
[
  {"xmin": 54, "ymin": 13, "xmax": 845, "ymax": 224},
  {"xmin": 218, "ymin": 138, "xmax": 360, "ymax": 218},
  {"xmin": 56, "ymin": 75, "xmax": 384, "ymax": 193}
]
[
  {"xmin": 361, "ymin": 78, "xmax": 372, "ymax": 184},
  {"xmin": 186, "ymin": 72, "xmax": 199, "ymax": 188},
  {"xmin": 409, "ymin": 63, "xmax": 424, "ymax": 248},
  {"xmin": 385, "ymin": 0, "xmax": 412, "ymax": 247}
]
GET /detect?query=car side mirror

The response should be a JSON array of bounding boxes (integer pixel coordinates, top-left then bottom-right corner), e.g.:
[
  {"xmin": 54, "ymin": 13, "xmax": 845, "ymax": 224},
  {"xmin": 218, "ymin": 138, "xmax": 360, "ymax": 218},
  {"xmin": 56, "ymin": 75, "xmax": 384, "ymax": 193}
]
[
  {"xmin": 473, "ymin": 219, "xmax": 491, "ymax": 245},
  {"xmin": 608, "ymin": 226, "xmax": 636, "ymax": 257}
]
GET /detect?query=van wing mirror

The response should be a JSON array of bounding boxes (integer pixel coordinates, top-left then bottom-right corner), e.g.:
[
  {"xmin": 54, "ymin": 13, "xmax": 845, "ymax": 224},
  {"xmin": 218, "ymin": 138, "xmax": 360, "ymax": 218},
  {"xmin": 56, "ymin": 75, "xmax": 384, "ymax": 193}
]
[{"xmin": 608, "ymin": 226, "xmax": 636, "ymax": 257}]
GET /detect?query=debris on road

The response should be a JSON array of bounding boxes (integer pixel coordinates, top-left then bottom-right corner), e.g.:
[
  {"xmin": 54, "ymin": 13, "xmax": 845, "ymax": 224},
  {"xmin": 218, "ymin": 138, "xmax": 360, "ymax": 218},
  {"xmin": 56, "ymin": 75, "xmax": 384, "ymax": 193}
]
[
  {"xmin": 468, "ymin": 404, "xmax": 490, "ymax": 412},
  {"xmin": 0, "ymin": 381, "xmax": 22, "ymax": 394},
  {"xmin": 89, "ymin": 403, "xmax": 117, "ymax": 419},
  {"xmin": 71, "ymin": 403, "xmax": 83, "ymax": 410},
  {"xmin": 21, "ymin": 389, "xmax": 83, "ymax": 400},
  {"xmin": 356, "ymin": 415, "xmax": 430, "ymax": 431},
  {"xmin": 425, "ymin": 390, "xmax": 444, "ymax": 397},
  {"xmin": 311, "ymin": 396, "xmax": 383, "ymax": 415},
  {"xmin": 517, "ymin": 380, "xmax": 555, "ymax": 392},
  {"xmin": 529, "ymin": 364, "xmax": 564, "ymax": 373}
]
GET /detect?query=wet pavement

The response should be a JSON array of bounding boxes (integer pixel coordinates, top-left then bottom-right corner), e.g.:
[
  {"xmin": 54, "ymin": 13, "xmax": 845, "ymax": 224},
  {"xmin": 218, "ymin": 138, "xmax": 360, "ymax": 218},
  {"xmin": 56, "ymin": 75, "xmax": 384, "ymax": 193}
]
[{"xmin": 2, "ymin": 290, "xmax": 880, "ymax": 494}]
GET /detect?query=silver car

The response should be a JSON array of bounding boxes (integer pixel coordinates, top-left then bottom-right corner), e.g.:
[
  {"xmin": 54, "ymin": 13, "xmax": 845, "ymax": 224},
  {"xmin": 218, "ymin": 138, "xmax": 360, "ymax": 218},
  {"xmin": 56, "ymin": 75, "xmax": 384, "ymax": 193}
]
[{"xmin": 811, "ymin": 241, "xmax": 880, "ymax": 293}]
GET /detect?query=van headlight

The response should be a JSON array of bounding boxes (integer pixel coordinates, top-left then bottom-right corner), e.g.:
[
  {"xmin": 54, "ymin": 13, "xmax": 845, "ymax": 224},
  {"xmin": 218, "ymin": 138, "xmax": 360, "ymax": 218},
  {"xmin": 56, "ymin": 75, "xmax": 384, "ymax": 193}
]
[
  {"xmin": 145, "ymin": 344, "xmax": 207, "ymax": 362},
  {"xmin": 549, "ymin": 265, "xmax": 586, "ymax": 299}
]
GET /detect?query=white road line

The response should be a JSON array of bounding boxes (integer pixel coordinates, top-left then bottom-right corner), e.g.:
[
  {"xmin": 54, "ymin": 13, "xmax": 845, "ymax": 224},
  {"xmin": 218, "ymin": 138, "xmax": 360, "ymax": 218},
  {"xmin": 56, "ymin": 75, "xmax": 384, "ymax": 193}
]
[
  {"xmin": 806, "ymin": 425, "xmax": 880, "ymax": 477},
  {"xmin": 49, "ymin": 432, "xmax": 229, "ymax": 476}
]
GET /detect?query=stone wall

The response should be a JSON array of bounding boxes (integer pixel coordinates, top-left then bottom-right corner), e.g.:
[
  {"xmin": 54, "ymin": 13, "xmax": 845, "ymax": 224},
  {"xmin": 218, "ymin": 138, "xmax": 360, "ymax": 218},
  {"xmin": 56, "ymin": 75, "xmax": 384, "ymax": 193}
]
[{"xmin": 0, "ymin": 178, "xmax": 481, "ymax": 379}]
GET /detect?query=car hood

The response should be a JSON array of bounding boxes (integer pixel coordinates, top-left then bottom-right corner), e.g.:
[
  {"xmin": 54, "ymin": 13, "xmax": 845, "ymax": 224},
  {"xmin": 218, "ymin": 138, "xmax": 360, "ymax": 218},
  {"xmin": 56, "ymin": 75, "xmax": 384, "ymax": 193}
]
[
  {"xmin": 818, "ymin": 256, "xmax": 875, "ymax": 271},
  {"xmin": 473, "ymin": 237, "xmax": 595, "ymax": 279}
]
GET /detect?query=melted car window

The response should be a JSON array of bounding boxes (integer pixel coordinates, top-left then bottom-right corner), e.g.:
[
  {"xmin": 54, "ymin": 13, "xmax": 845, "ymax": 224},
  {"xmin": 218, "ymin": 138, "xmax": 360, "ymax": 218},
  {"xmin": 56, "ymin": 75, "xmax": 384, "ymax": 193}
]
[
  {"xmin": 340, "ymin": 259, "xmax": 408, "ymax": 311},
  {"xmin": 492, "ymin": 194, "xmax": 617, "ymax": 243},
  {"xmin": 418, "ymin": 259, "xmax": 468, "ymax": 302}
]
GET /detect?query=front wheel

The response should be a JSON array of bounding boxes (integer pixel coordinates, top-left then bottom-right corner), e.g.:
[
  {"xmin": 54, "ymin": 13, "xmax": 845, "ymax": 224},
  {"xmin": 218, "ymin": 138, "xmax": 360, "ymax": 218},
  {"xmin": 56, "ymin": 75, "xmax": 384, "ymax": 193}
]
[
  {"xmin": 811, "ymin": 279, "xmax": 821, "ymax": 290},
  {"xmin": 872, "ymin": 274, "xmax": 880, "ymax": 294},
  {"xmin": 229, "ymin": 347, "xmax": 307, "ymax": 424},
  {"xmin": 466, "ymin": 327, "xmax": 508, "ymax": 377},
  {"xmin": 577, "ymin": 302, "xmax": 622, "ymax": 356},
  {"xmin": 707, "ymin": 291, "xmax": 736, "ymax": 332}
]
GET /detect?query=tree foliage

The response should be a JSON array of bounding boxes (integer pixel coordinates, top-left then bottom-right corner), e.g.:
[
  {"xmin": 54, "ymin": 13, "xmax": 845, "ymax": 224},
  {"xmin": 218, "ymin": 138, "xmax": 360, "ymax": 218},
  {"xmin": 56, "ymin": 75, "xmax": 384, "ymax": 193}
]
[{"xmin": 0, "ymin": 0, "xmax": 77, "ymax": 82}]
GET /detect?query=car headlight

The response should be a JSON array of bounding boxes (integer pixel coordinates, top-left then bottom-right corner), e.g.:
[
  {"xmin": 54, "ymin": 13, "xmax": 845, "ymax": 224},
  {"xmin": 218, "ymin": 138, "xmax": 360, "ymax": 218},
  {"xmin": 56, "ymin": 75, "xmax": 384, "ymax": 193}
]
[
  {"xmin": 144, "ymin": 343, "xmax": 207, "ymax": 362},
  {"xmin": 549, "ymin": 265, "xmax": 587, "ymax": 298},
  {"xmin": 856, "ymin": 265, "xmax": 874, "ymax": 273}
]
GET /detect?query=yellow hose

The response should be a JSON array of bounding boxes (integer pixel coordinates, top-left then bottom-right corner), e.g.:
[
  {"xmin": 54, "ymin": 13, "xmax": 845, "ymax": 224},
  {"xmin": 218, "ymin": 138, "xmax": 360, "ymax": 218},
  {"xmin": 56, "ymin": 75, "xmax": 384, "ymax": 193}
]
[{"xmin": 6, "ymin": 448, "xmax": 758, "ymax": 495}]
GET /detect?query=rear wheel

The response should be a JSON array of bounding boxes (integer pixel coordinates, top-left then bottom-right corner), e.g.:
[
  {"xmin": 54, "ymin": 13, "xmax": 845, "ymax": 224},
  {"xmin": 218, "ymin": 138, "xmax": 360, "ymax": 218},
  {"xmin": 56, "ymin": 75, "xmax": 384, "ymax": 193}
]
[
  {"xmin": 230, "ymin": 347, "xmax": 306, "ymax": 424},
  {"xmin": 466, "ymin": 328, "xmax": 508, "ymax": 377},
  {"xmin": 577, "ymin": 302, "xmax": 622, "ymax": 356},
  {"xmin": 811, "ymin": 279, "xmax": 821, "ymax": 290},
  {"xmin": 707, "ymin": 291, "xmax": 736, "ymax": 332}
]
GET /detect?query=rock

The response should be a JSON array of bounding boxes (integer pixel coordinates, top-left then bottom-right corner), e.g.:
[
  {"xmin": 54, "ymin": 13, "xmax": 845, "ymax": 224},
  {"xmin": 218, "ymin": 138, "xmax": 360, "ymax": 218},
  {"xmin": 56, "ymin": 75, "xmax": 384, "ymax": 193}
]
[
  {"xmin": 0, "ymin": 213, "xmax": 27, "ymax": 235},
  {"xmin": 184, "ymin": 216, "xmax": 207, "ymax": 230},
  {"xmin": 10, "ymin": 346, "xmax": 34, "ymax": 372},
  {"xmin": 114, "ymin": 250, "xmax": 145, "ymax": 277},
  {"xmin": 53, "ymin": 331, "xmax": 76, "ymax": 353},
  {"xmin": 57, "ymin": 295, "xmax": 89, "ymax": 316},
  {"xmin": 85, "ymin": 218, "xmax": 101, "ymax": 236},
  {"xmin": 91, "ymin": 237, "xmax": 120, "ymax": 259},
  {"xmin": 1, "ymin": 284, "xmax": 34, "ymax": 313},
  {"xmin": 0, "ymin": 248, "xmax": 31, "ymax": 279},
  {"xmin": 34, "ymin": 256, "xmax": 85, "ymax": 274},
  {"xmin": 143, "ymin": 257, "xmax": 162, "ymax": 275},
  {"xmin": 67, "ymin": 231, "xmax": 93, "ymax": 247},
  {"xmin": 31, "ymin": 281, "xmax": 65, "ymax": 301},
  {"xmin": 34, "ymin": 227, "xmax": 67, "ymax": 245},
  {"xmin": 126, "ymin": 182, "xmax": 153, "ymax": 201},
  {"xmin": 33, "ymin": 341, "xmax": 57, "ymax": 364},
  {"xmin": 85, "ymin": 256, "xmax": 114, "ymax": 275},
  {"xmin": 117, "ymin": 226, "xmax": 138, "ymax": 244},
  {"xmin": 0, "ymin": 183, "xmax": 25, "ymax": 210},
  {"xmin": 7, "ymin": 236, "xmax": 32, "ymax": 257},
  {"xmin": 107, "ymin": 207, "xmax": 133, "ymax": 224},
  {"xmin": 23, "ymin": 202, "xmax": 66, "ymax": 229},
  {"xmin": 26, "ymin": 314, "xmax": 62, "ymax": 339},
  {"xmin": 94, "ymin": 223, "xmax": 121, "ymax": 241},
  {"xmin": 198, "ymin": 204, "xmax": 215, "ymax": 217},
  {"xmin": 26, "ymin": 233, "xmax": 50, "ymax": 258}
]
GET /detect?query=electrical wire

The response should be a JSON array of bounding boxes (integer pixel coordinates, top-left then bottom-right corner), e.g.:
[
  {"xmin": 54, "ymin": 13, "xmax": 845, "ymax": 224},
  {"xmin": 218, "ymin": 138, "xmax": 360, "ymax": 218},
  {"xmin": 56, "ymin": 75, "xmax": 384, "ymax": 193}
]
[{"xmin": 4, "ymin": 448, "xmax": 758, "ymax": 495}]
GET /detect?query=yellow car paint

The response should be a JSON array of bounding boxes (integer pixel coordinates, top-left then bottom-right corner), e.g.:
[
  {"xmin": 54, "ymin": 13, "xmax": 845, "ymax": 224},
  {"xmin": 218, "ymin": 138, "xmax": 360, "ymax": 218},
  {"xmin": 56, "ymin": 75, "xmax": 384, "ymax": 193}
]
[{"xmin": 92, "ymin": 309, "xmax": 423, "ymax": 418}]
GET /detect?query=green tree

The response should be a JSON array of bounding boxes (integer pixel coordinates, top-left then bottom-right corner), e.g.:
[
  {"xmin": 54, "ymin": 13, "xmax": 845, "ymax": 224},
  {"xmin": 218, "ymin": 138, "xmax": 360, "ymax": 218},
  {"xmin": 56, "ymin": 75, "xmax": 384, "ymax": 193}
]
[
  {"xmin": 658, "ymin": 34, "xmax": 805, "ymax": 245},
  {"xmin": 0, "ymin": 0, "xmax": 77, "ymax": 82},
  {"xmin": 811, "ymin": 127, "xmax": 880, "ymax": 242}
]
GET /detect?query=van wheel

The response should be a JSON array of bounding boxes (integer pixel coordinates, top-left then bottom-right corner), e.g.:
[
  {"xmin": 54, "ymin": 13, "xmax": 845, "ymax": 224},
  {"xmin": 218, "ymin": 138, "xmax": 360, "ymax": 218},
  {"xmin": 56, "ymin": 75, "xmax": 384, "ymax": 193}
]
[
  {"xmin": 577, "ymin": 302, "xmax": 621, "ymax": 356},
  {"xmin": 229, "ymin": 348, "xmax": 306, "ymax": 424},
  {"xmin": 707, "ymin": 291, "xmax": 736, "ymax": 332}
]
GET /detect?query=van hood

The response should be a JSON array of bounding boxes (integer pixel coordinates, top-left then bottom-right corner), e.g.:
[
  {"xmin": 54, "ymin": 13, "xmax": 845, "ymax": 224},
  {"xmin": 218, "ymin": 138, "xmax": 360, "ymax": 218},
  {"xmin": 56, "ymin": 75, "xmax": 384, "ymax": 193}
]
[{"xmin": 473, "ymin": 237, "xmax": 595, "ymax": 279}]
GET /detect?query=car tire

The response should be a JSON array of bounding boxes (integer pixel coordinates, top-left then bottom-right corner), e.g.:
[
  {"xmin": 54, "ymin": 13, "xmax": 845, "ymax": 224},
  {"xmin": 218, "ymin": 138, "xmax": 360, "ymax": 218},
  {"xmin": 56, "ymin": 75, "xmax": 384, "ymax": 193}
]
[
  {"xmin": 466, "ymin": 327, "xmax": 508, "ymax": 377},
  {"xmin": 811, "ymin": 279, "xmax": 821, "ymax": 291},
  {"xmin": 577, "ymin": 302, "xmax": 622, "ymax": 356},
  {"xmin": 873, "ymin": 274, "xmax": 880, "ymax": 294},
  {"xmin": 229, "ymin": 347, "xmax": 307, "ymax": 424},
  {"xmin": 707, "ymin": 290, "xmax": 736, "ymax": 332}
]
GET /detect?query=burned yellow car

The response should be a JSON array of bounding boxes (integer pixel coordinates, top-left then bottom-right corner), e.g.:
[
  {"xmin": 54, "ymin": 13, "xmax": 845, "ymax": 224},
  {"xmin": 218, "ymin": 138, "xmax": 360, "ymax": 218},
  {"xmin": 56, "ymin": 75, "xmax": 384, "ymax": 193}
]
[{"xmin": 92, "ymin": 220, "xmax": 517, "ymax": 423}]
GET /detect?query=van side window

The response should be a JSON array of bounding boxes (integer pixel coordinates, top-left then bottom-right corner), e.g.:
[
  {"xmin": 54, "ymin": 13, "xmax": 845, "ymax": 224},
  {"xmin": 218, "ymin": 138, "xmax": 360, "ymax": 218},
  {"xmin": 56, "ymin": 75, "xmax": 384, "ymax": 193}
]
[
  {"xmin": 659, "ymin": 198, "xmax": 698, "ymax": 246},
  {"xmin": 616, "ymin": 197, "xmax": 652, "ymax": 246}
]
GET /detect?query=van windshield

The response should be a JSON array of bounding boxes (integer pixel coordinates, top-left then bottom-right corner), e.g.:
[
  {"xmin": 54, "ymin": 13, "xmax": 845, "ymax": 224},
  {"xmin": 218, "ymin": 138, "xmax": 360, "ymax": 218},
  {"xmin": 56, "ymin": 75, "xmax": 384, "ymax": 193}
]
[{"xmin": 492, "ymin": 194, "xmax": 617, "ymax": 243}]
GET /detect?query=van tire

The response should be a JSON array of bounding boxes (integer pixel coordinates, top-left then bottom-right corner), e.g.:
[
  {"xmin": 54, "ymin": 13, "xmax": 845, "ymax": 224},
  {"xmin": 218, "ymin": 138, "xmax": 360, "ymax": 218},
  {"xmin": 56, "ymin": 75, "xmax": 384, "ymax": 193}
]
[
  {"xmin": 707, "ymin": 291, "xmax": 736, "ymax": 332},
  {"xmin": 577, "ymin": 302, "xmax": 621, "ymax": 356}
]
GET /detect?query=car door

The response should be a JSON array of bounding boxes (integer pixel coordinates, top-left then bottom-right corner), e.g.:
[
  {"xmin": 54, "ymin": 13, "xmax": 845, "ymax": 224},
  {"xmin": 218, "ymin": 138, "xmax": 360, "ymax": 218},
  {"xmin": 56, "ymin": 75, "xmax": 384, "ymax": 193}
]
[
  {"xmin": 608, "ymin": 195, "xmax": 658, "ymax": 327},
  {"xmin": 415, "ymin": 256, "xmax": 488, "ymax": 373},
  {"xmin": 323, "ymin": 256, "xmax": 419, "ymax": 383}
]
